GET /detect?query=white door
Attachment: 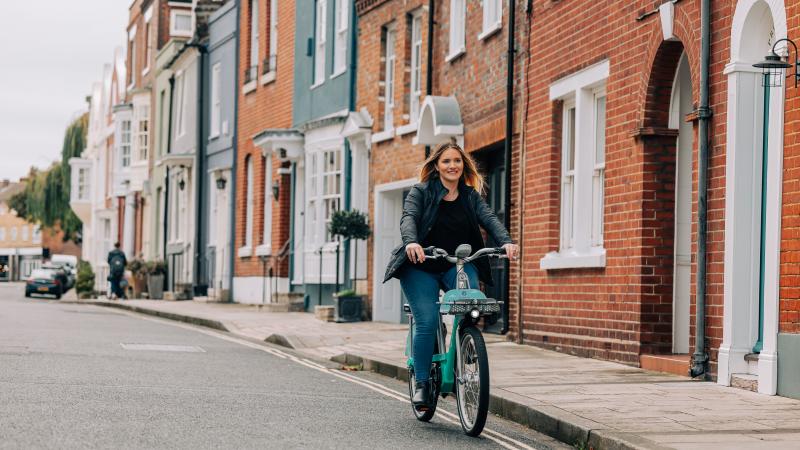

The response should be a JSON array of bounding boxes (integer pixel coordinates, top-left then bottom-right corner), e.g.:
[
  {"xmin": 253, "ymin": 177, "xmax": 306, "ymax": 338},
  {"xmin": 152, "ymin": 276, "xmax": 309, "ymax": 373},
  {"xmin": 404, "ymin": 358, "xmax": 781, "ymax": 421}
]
[
  {"xmin": 671, "ymin": 54, "xmax": 693, "ymax": 354},
  {"xmin": 373, "ymin": 183, "xmax": 412, "ymax": 323},
  {"xmin": 214, "ymin": 174, "xmax": 230, "ymax": 293}
]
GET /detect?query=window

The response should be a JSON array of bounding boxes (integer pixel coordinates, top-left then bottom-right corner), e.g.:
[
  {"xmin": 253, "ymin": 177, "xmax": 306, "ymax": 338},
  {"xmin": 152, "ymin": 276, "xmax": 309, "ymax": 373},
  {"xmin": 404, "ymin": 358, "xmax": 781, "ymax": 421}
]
[
  {"xmin": 314, "ymin": 0, "xmax": 327, "ymax": 86},
  {"xmin": 409, "ymin": 12, "xmax": 423, "ymax": 124},
  {"xmin": 21, "ymin": 226, "xmax": 28, "ymax": 242},
  {"xmin": 10, "ymin": 227, "xmax": 17, "ymax": 241},
  {"xmin": 383, "ymin": 26, "xmax": 396, "ymax": 131},
  {"xmin": 333, "ymin": 0, "xmax": 348, "ymax": 75},
  {"xmin": 136, "ymin": 104, "xmax": 149, "ymax": 161},
  {"xmin": 263, "ymin": 155, "xmax": 273, "ymax": 246},
  {"xmin": 32, "ymin": 225, "xmax": 41, "ymax": 244},
  {"xmin": 481, "ymin": 0, "xmax": 502, "ymax": 38},
  {"xmin": 0, "ymin": 227, "xmax": 5, "ymax": 241},
  {"xmin": 171, "ymin": 10, "xmax": 193, "ymax": 37},
  {"xmin": 267, "ymin": 0, "xmax": 278, "ymax": 74},
  {"xmin": 541, "ymin": 60, "xmax": 609, "ymax": 270},
  {"xmin": 77, "ymin": 167, "xmax": 88, "ymax": 200},
  {"xmin": 210, "ymin": 63, "xmax": 221, "ymax": 137},
  {"xmin": 175, "ymin": 72, "xmax": 187, "ymax": 137},
  {"xmin": 244, "ymin": 156, "xmax": 254, "ymax": 249},
  {"xmin": 321, "ymin": 149, "xmax": 342, "ymax": 242},
  {"xmin": 305, "ymin": 148, "xmax": 342, "ymax": 245},
  {"xmin": 448, "ymin": 0, "xmax": 465, "ymax": 60},
  {"xmin": 144, "ymin": 6, "xmax": 153, "ymax": 73},
  {"xmin": 248, "ymin": 0, "xmax": 259, "ymax": 81},
  {"xmin": 127, "ymin": 29, "xmax": 137, "ymax": 86},
  {"xmin": 159, "ymin": 90, "xmax": 166, "ymax": 155},
  {"xmin": 120, "ymin": 120, "xmax": 132, "ymax": 167}
]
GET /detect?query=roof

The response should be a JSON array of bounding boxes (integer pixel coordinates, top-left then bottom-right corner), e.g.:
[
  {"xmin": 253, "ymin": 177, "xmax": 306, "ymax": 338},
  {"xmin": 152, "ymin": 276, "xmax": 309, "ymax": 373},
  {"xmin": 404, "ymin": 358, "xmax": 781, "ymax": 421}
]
[{"xmin": 0, "ymin": 182, "xmax": 25, "ymax": 203}]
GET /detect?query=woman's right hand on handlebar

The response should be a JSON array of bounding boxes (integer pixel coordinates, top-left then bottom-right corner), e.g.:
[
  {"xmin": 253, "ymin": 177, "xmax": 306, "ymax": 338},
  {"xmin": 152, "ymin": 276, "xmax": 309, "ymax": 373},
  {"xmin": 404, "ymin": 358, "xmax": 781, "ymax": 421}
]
[{"xmin": 406, "ymin": 243, "xmax": 426, "ymax": 264}]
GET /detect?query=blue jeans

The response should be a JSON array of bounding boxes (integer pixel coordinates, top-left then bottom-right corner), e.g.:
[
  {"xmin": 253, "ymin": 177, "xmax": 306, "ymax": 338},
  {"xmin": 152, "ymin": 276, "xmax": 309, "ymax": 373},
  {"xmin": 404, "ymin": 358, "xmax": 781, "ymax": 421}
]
[
  {"xmin": 110, "ymin": 274, "xmax": 126, "ymax": 299},
  {"xmin": 399, "ymin": 263, "xmax": 479, "ymax": 382}
]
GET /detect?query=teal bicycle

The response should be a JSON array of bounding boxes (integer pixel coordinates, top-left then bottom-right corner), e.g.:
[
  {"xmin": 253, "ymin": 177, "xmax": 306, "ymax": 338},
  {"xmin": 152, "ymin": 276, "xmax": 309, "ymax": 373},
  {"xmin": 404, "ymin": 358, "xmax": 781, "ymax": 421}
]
[{"xmin": 405, "ymin": 244, "xmax": 505, "ymax": 437}]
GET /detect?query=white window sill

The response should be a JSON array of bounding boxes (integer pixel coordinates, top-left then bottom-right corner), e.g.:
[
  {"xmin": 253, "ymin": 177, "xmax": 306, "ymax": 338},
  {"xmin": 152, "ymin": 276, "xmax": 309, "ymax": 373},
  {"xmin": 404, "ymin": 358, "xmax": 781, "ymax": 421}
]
[
  {"xmin": 255, "ymin": 244, "xmax": 272, "ymax": 256},
  {"xmin": 539, "ymin": 247, "xmax": 606, "ymax": 270},
  {"xmin": 310, "ymin": 80, "xmax": 325, "ymax": 90},
  {"xmin": 478, "ymin": 22, "xmax": 502, "ymax": 41},
  {"xmin": 445, "ymin": 47, "xmax": 466, "ymax": 63},
  {"xmin": 260, "ymin": 70, "xmax": 277, "ymax": 85},
  {"xmin": 331, "ymin": 68, "xmax": 346, "ymax": 80},
  {"xmin": 141, "ymin": 67, "xmax": 151, "ymax": 77},
  {"xmin": 238, "ymin": 246, "xmax": 253, "ymax": 258},
  {"xmin": 396, "ymin": 122, "xmax": 418, "ymax": 136},
  {"xmin": 208, "ymin": 132, "xmax": 220, "ymax": 142},
  {"xmin": 242, "ymin": 80, "xmax": 257, "ymax": 95},
  {"xmin": 371, "ymin": 129, "xmax": 395, "ymax": 143}
]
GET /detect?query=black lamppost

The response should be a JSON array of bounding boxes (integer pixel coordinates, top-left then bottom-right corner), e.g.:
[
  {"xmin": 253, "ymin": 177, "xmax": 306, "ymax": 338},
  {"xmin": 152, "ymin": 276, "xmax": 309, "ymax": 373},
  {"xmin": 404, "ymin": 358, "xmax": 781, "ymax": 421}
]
[{"xmin": 753, "ymin": 38, "xmax": 798, "ymax": 87}]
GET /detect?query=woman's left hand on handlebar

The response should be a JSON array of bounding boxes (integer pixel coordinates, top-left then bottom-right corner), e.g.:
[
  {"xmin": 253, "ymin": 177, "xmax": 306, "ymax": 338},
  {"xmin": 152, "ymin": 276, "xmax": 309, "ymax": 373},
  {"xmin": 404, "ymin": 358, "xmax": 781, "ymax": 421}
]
[{"xmin": 502, "ymin": 243, "xmax": 519, "ymax": 260}]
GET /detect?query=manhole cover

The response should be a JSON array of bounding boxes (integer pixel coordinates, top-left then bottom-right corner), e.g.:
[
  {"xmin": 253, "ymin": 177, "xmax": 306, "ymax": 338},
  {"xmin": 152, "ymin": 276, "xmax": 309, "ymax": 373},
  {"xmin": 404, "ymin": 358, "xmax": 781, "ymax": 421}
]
[{"xmin": 120, "ymin": 343, "xmax": 205, "ymax": 353}]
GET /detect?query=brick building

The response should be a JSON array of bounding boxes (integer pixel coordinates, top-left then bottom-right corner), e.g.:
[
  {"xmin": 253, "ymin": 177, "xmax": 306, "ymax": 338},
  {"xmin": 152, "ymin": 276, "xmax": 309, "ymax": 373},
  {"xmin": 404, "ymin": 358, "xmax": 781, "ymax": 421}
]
[
  {"xmin": 233, "ymin": 0, "xmax": 296, "ymax": 303},
  {"xmin": 356, "ymin": 0, "xmax": 526, "ymax": 329}
]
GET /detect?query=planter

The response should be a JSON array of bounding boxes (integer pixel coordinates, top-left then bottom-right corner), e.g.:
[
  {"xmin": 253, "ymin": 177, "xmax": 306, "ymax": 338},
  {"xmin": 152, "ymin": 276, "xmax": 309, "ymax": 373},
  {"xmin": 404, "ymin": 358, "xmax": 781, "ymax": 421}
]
[
  {"xmin": 334, "ymin": 295, "xmax": 363, "ymax": 323},
  {"xmin": 132, "ymin": 275, "xmax": 148, "ymax": 299},
  {"xmin": 147, "ymin": 274, "xmax": 165, "ymax": 300}
]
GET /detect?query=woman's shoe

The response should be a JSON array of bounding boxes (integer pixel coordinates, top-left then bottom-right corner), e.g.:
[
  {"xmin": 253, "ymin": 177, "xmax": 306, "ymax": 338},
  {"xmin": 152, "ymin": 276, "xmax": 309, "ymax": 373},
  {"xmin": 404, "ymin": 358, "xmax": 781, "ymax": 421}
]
[{"xmin": 412, "ymin": 381, "xmax": 431, "ymax": 410}]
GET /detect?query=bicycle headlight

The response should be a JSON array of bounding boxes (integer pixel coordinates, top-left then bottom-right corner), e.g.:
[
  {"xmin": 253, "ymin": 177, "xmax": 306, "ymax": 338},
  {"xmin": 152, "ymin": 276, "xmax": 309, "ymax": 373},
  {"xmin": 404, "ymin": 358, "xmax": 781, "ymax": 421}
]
[{"xmin": 470, "ymin": 308, "xmax": 480, "ymax": 319}]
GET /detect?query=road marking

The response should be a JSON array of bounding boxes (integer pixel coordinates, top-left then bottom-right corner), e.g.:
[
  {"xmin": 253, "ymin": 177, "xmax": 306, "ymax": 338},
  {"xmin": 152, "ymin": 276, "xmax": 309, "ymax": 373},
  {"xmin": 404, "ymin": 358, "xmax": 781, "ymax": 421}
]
[
  {"xmin": 122, "ymin": 311, "xmax": 535, "ymax": 450},
  {"xmin": 120, "ymin": 343, "xmax": 205, "ymax": 352}
]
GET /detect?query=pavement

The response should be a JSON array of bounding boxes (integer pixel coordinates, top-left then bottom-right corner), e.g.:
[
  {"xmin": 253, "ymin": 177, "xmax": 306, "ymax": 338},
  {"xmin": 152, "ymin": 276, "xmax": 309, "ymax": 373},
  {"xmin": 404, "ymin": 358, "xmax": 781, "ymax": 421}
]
[{"xmin": 66, "ymin": 296, "xmax": 800, "ymax": 450}]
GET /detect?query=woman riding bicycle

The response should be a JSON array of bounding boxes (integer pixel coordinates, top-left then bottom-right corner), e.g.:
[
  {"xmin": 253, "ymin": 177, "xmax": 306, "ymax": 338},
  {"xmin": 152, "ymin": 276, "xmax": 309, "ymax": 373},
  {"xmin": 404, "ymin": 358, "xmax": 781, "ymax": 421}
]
[{"xmin": 383, "ymin": 141, "xmax": 518, "ymax": 411}]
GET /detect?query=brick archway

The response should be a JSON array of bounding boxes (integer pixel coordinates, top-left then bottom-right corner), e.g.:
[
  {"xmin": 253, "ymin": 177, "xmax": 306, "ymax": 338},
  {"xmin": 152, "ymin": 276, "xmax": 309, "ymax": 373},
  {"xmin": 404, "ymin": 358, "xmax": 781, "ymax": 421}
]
[{"xmin": 636, "ymin": 40, "xmax": 686, "ymax": 355}]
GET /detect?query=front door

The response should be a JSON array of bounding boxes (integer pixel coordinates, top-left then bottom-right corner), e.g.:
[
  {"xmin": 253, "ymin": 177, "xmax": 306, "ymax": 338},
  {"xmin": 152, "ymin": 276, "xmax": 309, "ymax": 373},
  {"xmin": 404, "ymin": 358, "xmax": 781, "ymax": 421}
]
[
  {"xmin": 373, "ymin": 184, "xmax": 412, "ymax": 323},
  {"xmin": 475, "ymin": 145, "xmax": 508, "ymax": 334}
]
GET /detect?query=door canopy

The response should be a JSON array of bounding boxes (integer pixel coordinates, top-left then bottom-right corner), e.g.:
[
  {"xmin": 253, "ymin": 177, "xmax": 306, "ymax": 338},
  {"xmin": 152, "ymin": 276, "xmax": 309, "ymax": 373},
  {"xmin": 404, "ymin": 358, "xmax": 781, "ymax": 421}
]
[{"xmin": 413, "ymin": 96, "xmax": 464, "ymax": 146}]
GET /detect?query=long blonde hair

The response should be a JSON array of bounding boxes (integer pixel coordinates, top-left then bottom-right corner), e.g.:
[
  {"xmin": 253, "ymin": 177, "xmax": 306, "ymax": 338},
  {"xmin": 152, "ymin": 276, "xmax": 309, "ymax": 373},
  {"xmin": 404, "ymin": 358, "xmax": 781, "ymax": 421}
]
[{"xmin": 419, "ymin": 141, "xmax": 485, "ymax": 196}]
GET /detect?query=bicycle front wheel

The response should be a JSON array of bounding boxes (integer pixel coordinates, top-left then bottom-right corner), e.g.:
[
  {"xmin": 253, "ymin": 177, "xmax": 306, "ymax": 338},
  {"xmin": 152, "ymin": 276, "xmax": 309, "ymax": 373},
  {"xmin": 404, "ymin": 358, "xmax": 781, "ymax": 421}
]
[{"xmin": 455, "ymin": 326, "xmax": 490, "ymax": 436}]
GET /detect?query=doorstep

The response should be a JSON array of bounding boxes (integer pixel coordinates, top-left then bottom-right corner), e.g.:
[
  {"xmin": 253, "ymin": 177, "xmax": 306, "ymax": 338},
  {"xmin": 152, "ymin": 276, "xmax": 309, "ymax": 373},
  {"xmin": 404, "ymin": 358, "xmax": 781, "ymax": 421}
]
[{"xmin": 639, "ymin": 353, "xmax": 690, "ymax": 377}]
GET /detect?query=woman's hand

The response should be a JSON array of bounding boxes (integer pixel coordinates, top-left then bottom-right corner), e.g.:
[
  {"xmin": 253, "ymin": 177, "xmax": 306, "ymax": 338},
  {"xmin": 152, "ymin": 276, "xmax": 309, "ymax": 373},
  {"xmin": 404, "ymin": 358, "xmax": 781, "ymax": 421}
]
[
  {"xmin": 502, "ymin": 243, "xmax": 519, "ymax": 260},
  {"xmin": 405, "ymin": 243, "xmax": 426, "ymax": 264}
]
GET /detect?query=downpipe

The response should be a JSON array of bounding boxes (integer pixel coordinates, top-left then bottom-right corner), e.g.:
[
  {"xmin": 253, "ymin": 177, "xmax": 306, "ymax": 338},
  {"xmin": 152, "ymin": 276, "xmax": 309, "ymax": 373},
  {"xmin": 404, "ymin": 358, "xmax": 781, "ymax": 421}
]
[{"xmin": 691, "ymin": 0, "xmax": 711, "ymax": 379}]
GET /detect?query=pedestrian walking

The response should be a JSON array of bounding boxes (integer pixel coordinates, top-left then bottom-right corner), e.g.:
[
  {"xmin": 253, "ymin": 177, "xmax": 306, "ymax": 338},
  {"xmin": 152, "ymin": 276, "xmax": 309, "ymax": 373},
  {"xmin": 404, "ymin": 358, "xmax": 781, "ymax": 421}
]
[{"xmin": 107, "ymin": 242, "xmax": 127, "ymax": 300}]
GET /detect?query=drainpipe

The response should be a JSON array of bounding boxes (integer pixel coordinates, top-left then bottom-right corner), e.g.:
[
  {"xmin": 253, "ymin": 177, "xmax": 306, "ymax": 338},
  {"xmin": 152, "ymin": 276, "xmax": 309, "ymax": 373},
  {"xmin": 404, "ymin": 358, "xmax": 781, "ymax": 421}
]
[
  {"xmin": 425, "ymin": 0, "xmax": 434, "ymax": 159},
  {"xmin": 164, "ymin": 76, "xmax": 176, "ymax": 259},
  {"xmin": 188, "ymin": 41, "xmax": 209, "ymax": 296},
  {"xmin": 343, "ymin": 2, "xmax": 359, "ymax": 289},
  {"xmin": 228, "ymin": 0, "xmax": 242, "ymax": 302},
  {"xmin": 501, "ymin": 0, "xmax": 517, "ymax": 335},
  {"xmin": 691, "ymin": 0, "xmax": 711, "ymax": 379}
]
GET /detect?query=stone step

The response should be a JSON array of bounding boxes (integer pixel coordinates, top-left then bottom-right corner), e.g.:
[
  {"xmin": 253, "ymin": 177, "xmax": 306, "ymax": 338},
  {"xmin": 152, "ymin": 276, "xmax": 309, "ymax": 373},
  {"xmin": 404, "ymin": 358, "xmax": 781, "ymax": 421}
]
[
  {"xmin": 274, "ymin": 292, "xmax": 304, "ymax": 304},
  {"xmin": 639, "ymin": 353, "xmax": 690, "ymax": 377},
  {"xmin": 731, "ymin": 373, "xmax": 759, "ymax": 392},
  {"xmin": 256, "ymin": 301, "xmax": 305, "ymax": 313}
]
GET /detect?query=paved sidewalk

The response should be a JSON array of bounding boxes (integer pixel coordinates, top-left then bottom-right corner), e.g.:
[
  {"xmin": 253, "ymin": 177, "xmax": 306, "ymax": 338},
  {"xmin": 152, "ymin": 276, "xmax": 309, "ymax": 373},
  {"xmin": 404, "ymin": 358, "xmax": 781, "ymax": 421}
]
[{"xmin": 74, "ymin": 299, "xmax": 800, "ymax": 450}]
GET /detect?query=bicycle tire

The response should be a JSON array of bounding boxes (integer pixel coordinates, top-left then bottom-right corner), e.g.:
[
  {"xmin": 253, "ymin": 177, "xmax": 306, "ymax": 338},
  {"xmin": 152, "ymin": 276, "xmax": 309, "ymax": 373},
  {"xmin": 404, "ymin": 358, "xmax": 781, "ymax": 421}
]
[
  {"xmin": 455, "ymin": 325, "xmax": 490, "ymax": 436},
  {"xmin": 408, "ymin": 367, "xmax": 438, "ymax": 421}
]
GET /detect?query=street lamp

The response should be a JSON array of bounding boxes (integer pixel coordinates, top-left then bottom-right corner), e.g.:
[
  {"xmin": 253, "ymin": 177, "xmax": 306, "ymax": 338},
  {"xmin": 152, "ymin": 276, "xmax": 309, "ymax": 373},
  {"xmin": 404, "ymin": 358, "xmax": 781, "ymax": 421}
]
[{"xmin": 753, "ymin": 38, "xmax": 797, "ymax": 87}]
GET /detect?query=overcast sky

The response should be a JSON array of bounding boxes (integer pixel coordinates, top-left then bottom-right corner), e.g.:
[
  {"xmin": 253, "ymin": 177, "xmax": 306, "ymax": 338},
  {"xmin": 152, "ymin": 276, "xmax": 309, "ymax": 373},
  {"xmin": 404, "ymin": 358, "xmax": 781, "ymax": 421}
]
[{"xmin": 0, "ymin": 1, "xmax": 129, "ymax": 182}]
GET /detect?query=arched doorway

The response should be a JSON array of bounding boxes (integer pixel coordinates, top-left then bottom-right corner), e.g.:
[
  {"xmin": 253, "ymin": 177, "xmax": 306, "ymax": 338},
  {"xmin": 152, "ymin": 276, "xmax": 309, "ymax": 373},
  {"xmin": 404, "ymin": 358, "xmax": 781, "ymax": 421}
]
[{"xmin": 720, "ymin": 0, "xmax": 786, "ymax": 394}]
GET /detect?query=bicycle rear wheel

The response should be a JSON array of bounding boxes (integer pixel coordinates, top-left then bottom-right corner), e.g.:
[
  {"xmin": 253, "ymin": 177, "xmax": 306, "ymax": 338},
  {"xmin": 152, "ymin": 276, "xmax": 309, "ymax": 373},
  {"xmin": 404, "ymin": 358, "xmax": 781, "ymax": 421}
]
[
  {"xmin": 455, "ymin": 326, "xmax": 490, "ymax": 436},
  {"xmin": 408, "ymin": 367, "xmax": 438, "ymax": 421}
]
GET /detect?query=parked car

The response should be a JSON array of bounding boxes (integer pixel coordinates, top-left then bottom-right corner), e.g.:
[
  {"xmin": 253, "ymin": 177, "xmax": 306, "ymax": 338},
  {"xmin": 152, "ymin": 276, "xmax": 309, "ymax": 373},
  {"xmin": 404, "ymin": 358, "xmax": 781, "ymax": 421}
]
[
  {"xmin": 41, "ymin": 264, "xmax": 71, "ymax": 291},
  {"xmin": 25, "ymin": 268, "xmax": 64, "ymax": 299}
]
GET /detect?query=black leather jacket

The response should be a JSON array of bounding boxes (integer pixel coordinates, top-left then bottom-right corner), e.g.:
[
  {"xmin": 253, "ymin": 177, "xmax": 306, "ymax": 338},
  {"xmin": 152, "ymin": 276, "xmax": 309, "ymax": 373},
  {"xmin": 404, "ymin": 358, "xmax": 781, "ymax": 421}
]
[{"xmin": 383, "ymin": 176, "xmax": 513, "ymax": 285}]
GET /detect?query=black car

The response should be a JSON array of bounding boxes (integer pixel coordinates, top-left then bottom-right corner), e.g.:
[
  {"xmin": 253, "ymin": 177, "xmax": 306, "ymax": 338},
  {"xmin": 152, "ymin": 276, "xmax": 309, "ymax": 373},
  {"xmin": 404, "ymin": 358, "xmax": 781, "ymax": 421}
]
[{"xmin": 25, "ymin": 268, "xmax": 64, "ymax": 299}]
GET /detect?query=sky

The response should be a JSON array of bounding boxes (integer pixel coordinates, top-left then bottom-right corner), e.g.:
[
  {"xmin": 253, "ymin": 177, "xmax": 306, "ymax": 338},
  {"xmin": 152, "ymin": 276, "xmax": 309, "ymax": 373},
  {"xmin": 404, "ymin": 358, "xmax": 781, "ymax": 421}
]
[{"xmin": 0, "ymin": 1, "xmax": 130, "ymax": 182}]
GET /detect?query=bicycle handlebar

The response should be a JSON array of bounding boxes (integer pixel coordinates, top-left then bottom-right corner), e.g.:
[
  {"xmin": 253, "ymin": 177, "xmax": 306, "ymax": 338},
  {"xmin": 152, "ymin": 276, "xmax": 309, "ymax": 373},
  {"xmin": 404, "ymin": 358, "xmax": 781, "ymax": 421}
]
[{"xmin": 422, "ymin": 246, "xmax": 506, "ymax": 264}]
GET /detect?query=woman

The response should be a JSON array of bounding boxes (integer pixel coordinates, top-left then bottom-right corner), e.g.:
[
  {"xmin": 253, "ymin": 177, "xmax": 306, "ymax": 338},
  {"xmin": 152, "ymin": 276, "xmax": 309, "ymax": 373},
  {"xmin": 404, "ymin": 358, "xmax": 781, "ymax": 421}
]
[{"xmin": 383, "ymin": 142, "xmax": 518, "ymax": 410}]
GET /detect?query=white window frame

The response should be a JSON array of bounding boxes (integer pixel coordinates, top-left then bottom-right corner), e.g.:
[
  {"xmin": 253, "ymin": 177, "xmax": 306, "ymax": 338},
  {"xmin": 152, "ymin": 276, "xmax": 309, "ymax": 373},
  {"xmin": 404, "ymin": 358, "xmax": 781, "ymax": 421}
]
[
  {"xmin": 143, "ymin": 6, "xmax": 153, "ymax": 74},
  {"xmin": 541, "ymin": 60, "xmax": 609, "ymax": 270},
  {"xmin": 313, "ymin": 0, "xmax": 327, "ymax": 87},
  {"xmin": 383, "ymin": 25, "xmax": 396, "ymax": 132},
  {"xmin": 10, "ymin": 227, "xmax": 17, "ymax": 241},
  {"xmin": 409, "ymin": 12, "xmax": 423, "ymax": 125},
  {"xmin": 249, "ymin": 0, "xmax": 259, "ymax": 70},
  {"xmin": 479, "ymin": 0, "xmax": 502, "ymax": 40},
  {"xmin": 175, "ymin": 72, "xmax": 187, "ymax": 137},
  {"xmin": 170, "ymin": 10, "xmax": 194, "ymax": 37},
  {"xmin": 77, "ymin": 167, "xmax": 88, "ymax": 200},
  {"xmin": 135, "ymin": 103, "xmax": 149, "ymax": 162},
  {"xmin": 32, "ymin": 225, "xmax": 41, "ymax": 244},
  {"xmin": 210, "ymin": 63, "xmax": 222, "ymax": 138},
  {"xmin": 333, "ymin": 0, "xmax": 348, "ymax": 76},
  {"xmin": 0, "ymin": 227, "xmax": 5, "ymax": 242},
  {"xmin": 120, "ymin": 120, "xmax": 132, "ymax": 168},
  {"xmin": 239, "ymin": 156, "xmax": 254, "ymax": 256},
  {"xmin": 127, "ymin": 27, "xmax": 137, "ymax": 89},
  {"xmin": 306, "ymin": 147, "xmax": 342, "ymax": 247},
  {"xmin": 21, "ymin": 226, "xmax": 28, "ymax": 242},
  {"xmin": 268, "ymin": 0, "xmax": 278, "ymax": 74},
  {"xmin": 259, "ymin": 155, "xmax": 274, "ymax": 254},
  {"xmin": 447, "ymin": 0, "xmax": 466, "ymax": 61}
]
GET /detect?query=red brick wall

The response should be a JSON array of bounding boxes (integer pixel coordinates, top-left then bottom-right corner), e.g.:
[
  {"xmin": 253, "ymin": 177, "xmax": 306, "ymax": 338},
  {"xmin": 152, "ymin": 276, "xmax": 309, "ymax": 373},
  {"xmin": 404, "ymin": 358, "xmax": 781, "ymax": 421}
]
[
  {"xmin": 234, "ymin": 0, "xmax": 295, "ymax": 279},
  {"xmin": 520, "ymin": 0, "xmax": 732, "ymax": 369},
  {"xmin": 356, "ymin": 0, "xmax": 527, "ymax": 316}
]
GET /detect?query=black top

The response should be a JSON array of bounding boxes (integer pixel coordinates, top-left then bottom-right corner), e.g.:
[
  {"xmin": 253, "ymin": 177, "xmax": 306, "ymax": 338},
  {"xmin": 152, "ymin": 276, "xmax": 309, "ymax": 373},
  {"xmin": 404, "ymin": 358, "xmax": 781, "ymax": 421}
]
[{"xmin": 418, "ymin": 197, "xmax": 471, "ymax": 273}]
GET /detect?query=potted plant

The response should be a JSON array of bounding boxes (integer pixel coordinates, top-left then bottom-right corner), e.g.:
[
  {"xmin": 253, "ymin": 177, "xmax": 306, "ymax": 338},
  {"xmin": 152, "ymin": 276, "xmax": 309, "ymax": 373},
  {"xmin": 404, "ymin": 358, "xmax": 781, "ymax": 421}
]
[
  {"xmin": 128, "ymin": 258, "xmax": 148, "ymax": 298},
  {"xmin": 146, "ymin": 260, "xmax": 167, "ymax": 300},
  {"xmin": 329, "ymin": 209, "xmax": 371, "ymax": 322},
  {"xmin": 75, "ymin": 260, "xmax": 95, "ymax": 299}
]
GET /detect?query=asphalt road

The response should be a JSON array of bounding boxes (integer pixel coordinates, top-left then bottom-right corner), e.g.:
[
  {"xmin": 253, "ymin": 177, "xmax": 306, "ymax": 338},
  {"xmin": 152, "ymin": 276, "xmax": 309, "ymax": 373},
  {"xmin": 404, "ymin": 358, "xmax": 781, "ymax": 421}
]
[{"xmin": 0, "ymin": 283, "xmax": 569, "ymax": 450}]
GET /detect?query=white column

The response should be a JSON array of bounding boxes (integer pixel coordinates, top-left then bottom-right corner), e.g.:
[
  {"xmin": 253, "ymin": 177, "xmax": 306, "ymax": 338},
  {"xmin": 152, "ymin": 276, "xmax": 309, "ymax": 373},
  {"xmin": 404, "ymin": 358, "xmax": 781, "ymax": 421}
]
[{"xmin": 123, "ymin": 193, "xmax": 136, "ymax": 256}]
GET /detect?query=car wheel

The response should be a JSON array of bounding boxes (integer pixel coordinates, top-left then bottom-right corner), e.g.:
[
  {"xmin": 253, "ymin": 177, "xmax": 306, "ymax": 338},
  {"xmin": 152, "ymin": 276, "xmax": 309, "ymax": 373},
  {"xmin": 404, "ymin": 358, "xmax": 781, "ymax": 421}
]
[
  {"xmin": 55, "ymin": 293, "xmax": 62, "ymax": 300},
  {"xmin": 24, "ymin": 291, "xmax": 31, "ymax": 298}
]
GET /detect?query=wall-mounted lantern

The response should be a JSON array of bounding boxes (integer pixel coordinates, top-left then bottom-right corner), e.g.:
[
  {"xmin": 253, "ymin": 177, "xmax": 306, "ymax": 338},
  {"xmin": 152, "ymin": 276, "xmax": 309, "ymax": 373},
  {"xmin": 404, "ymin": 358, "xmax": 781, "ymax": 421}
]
[
  {"xmin": 272, "ymin": 180, "xmax": 280, "ymax": 201},
  {"xmin": 754, "ymin": 38, "xmax": 798, "ymax": 87}
]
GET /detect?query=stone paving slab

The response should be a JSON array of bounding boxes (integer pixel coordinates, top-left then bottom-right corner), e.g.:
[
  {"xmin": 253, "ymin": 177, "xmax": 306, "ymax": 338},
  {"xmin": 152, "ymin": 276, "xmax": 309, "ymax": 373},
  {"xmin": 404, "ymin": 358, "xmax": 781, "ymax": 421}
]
[{"xmin": 71, "ymin": 299, "xmax": 800, "ymax": 450}]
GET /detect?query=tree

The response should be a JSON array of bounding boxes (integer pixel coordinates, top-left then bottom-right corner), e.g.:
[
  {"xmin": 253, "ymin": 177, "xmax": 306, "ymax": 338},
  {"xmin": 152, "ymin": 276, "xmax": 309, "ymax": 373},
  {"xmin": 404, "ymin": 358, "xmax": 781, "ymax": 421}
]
[
  {"xmin": 12, "ymin": 114, "xmax": 87, "ymax": 243},
  {"xmin": 329, "ymin": 209, "xmax": 371, "ymax": 292}
]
